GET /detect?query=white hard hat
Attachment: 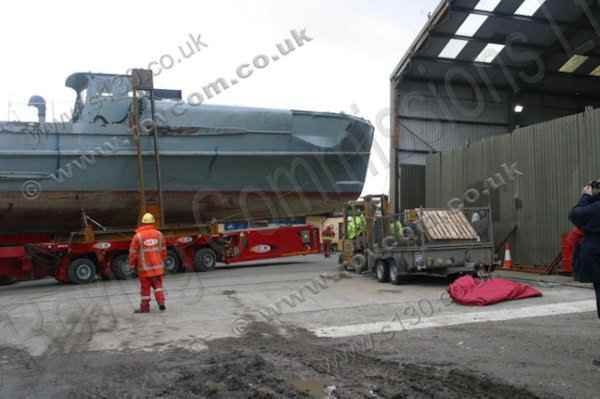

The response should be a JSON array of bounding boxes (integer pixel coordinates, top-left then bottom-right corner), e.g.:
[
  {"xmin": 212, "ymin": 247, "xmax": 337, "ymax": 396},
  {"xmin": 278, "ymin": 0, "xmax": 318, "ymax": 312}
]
[{"xmin": 142, "ymin": 213, "xmax": 156, "ymax": 224}]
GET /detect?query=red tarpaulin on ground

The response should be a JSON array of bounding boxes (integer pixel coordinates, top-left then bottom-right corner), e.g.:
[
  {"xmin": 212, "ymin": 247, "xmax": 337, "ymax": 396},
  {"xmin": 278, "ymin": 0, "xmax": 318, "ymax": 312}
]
[{"xmin": 449, "ymin": 276, "xmax": 543, "ymax": 306}]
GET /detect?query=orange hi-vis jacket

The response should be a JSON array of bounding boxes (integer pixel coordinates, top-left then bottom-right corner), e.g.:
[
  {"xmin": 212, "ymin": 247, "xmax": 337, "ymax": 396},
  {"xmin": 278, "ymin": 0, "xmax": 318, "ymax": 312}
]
[{"xmin": 128, "ymin": 225, "xmax": 167, "ymax": 278}]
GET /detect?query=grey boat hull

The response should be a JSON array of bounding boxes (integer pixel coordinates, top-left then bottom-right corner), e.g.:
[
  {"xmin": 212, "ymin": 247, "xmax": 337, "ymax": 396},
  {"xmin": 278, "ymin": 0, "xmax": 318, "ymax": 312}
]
[
  {"xmin": 0, "ymin": 72, "xmax": 374, "ymax": 233},
  {"xmin": 0, "ymin": 190, "xmax": 360, "ymax": 233},
  {"xmin": 0, "ymin": 112, "xmax": 372, "ymax": 233}
]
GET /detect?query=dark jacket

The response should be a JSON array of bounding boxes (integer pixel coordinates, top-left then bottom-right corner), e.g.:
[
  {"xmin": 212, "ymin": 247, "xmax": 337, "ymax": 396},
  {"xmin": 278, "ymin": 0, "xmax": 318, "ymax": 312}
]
[{"xmin": 569, "ymin": 194, "xmax": 600, "ymax": 283}]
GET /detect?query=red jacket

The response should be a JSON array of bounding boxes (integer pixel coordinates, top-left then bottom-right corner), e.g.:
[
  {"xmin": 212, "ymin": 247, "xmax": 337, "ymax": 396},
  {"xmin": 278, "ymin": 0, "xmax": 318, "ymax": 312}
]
[
  {"xmin": 128, "ymin": 225, "xmax": 167, "ymax": 278},
  {"xmin": 562, "ymin": 227, "xmax": 584, "ymax": 274}
]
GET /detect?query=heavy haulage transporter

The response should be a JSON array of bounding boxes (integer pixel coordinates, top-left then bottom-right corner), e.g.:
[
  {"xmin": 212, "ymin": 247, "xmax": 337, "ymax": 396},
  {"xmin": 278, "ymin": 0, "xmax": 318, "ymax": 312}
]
[{"xmin": 0, "ymin": 69, "xmax": 373, "ymax": 285}]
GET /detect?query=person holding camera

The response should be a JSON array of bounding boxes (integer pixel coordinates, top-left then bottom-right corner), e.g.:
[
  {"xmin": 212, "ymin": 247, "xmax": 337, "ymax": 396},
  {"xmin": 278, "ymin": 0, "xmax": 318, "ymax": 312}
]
[{"xmin": 569, "ymin": 183, "xmax": 600, "ymax": 367}]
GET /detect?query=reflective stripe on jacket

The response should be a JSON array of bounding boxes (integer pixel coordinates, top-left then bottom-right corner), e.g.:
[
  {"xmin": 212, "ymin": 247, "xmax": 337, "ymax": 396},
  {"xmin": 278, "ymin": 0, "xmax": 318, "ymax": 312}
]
[
  {"xmin": 322, "ymin": 228, "xmax": 335, "ymax": 241},
  {"xmin": 128, "ymin": 225, "xmax": 167, "ymax": 278}
]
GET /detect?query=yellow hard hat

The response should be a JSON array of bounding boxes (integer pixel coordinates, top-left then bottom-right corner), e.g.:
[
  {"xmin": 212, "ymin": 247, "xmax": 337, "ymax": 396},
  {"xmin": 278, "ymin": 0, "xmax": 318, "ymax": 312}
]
[{"xmin": 141, "ymin": 212, "xmax": 155, "ymax": 224}]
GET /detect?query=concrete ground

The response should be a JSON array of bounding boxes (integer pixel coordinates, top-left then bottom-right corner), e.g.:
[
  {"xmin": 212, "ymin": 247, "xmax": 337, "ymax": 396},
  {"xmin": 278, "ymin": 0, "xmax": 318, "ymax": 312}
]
[{"xmin": 0, "ymin": 255, "xmax": 598, "ymax": 398}]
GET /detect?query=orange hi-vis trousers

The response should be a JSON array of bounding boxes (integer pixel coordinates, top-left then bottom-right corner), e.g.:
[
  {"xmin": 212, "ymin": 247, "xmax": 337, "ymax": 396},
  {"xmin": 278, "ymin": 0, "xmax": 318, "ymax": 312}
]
[{"xmin": 140, "ymin": 276, "xmax": 165, "ymax": 312}]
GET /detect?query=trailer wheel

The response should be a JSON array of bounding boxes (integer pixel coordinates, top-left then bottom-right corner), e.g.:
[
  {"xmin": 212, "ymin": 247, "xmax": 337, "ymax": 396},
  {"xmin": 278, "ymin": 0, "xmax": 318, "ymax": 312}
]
[
  {"xmin": 351, "ymin": 254, "xmax": 367, "ymax": 273},
  {"xmin": 0, "ymin": 276, "xmax": 17, "ymax": 286},
  {"xmin": 68, "ymin": 258, "xmax": 97, "ymax": 284},
  {"xmin": 389, "ymin": 261, "xmax": 404, "ymax": 285},
  {"xmin": 193, "ymin": 248, "xmax": 217, "ymax": 272},
  {"xmin": 111, "ymin": 254, "xmax": 136, "ymax": 280},
  {"xmin": 375, "ymin": 260, "xmax": 389, "ymax": 283},
  {"xmin": 165, "ymin": 249, "xmax": 183, "ymax": 274}
]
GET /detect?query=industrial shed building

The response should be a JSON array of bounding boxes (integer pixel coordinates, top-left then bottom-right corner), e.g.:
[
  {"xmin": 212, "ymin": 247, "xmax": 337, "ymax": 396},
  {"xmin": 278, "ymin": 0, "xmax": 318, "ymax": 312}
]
[{"xmin": 390, "ymin": 0, "xmax": 600, "ymax": 265}]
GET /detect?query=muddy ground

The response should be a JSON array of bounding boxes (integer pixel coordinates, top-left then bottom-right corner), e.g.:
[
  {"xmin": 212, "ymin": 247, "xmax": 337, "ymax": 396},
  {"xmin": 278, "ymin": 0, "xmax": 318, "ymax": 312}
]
[
  {"xmin": 0, "ymin": 321, "xmax": 550, "ymax": 399},
  {"xmin": 2, "ymin": 257, "xmax": 596, "ymax": 398}
]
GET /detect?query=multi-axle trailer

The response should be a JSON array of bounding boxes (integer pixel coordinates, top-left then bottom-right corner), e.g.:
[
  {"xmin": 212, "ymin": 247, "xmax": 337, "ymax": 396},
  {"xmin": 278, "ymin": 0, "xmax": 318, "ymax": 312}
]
[
  {"xmin": 0, "ymin": 224, "xmax": 321, "ymax": 286},
  {"xmin": 0, "ymin": 70, "xmax": 323, "ymax": 287}
]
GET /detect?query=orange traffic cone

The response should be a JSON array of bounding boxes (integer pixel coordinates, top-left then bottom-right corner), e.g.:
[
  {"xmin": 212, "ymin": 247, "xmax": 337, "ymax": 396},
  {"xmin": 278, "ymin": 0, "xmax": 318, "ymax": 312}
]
[{"xmin": 502, "ymin": 243, "xmax": 513, "ymax": 269}]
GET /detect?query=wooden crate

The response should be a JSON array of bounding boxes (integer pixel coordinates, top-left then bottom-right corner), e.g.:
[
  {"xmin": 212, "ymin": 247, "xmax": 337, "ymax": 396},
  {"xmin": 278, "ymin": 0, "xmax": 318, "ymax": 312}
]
[{"xmin": 420, "ymin": 210, "xmax": 479, "ymax": 241}]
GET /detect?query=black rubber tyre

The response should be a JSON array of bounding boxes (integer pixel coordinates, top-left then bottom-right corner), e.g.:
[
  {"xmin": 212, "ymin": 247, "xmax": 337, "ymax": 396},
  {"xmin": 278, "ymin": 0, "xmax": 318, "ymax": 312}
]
[
  {"xmin": 447, "ymin": 274, "xmax": 463, "ymax": 284},
  {"xmin": 68, "ymin": 258, "xmax": 97, "ymax": 284},
  {"xmin": 193, "ymin": 248, "xmax": 217, "ymax": 272},
  {"xmin": 389, "ymin": 261, "xmax": 404, "ymax": 285},
  {"xmin": 111, "ymin": 254, "xmax": 136, "ymax": 280},
  {"xmin": 375, "ymin": 260, "xmax": 390, "ymax": 283},
  {"xmin": 165, "ymin": 249, "xmax": 183, "ymax": 274},
  {"xmin": 351, "ymin": 254, "xmax": 367, "ymax": 273},
  {"xmin": 0, "ymin": 276, "xmax": 17, "ymax": 286}
]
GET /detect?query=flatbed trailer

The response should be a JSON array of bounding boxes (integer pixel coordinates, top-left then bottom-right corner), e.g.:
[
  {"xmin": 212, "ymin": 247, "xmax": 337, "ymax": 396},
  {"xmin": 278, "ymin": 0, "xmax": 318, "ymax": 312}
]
[
  {"xmin": 340, "ymin": 195, "xmax": 498, "ymax": 283},
  {"xmin": 0, "ymin": 224, "xmax": 321, "ymax": 286}
]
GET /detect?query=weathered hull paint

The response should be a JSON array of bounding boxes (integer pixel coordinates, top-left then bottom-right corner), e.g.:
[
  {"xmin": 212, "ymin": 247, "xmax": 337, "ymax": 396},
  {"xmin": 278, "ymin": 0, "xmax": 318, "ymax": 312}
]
[
  {"xmin": 1, "ymin": 74, "xmax": 374, "ymax": 233},
  {"xmin": 0, "ymin": 190, "xmax": 359, "ymax": 233}
]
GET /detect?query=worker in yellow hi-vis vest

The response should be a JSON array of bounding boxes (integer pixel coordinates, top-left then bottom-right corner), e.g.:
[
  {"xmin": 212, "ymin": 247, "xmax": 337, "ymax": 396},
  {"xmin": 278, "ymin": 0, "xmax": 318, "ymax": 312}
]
[
  {"xmin": 347, "ymin": 214, "xmax": 366, "ymax": 240},
  {"xmin": 390, "ymin": 219, "xmax": 403, "ymax": 241}
]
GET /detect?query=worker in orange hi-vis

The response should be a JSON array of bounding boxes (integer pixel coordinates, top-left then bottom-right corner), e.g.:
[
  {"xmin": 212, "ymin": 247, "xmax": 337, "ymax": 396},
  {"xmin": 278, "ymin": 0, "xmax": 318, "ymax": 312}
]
[
  {"xmin": 322, "ymin": 225, "xmax": 335, "ymax": 258},
  {"xmin": 128, "ymin": 213, "xmax": 167, "ymax": 313}
]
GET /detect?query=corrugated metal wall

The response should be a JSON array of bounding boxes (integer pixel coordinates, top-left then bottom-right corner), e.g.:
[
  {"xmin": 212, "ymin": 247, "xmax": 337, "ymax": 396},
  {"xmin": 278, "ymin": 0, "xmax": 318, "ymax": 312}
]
[
  {"xmin": 395, "ymin": 80, "xmax": 510, "ymax": 167},
  {"xmin": 425, "ymin": 108, "xmax": 599, "ymax": 266}
]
